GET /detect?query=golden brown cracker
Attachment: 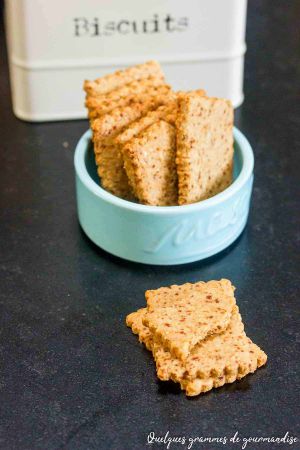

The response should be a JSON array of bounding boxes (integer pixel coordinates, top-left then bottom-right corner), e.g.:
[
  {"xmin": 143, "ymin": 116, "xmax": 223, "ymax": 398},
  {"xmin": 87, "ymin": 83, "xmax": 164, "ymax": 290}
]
[
  {"xmin": 86, "ymin": 80, "xmax": 171, "ymax": 119},
  {"xmin": 152, "ymin": 306, "xmax": 246, "ymax": 381},
  {"xmin": 84, "ymin": 60, "xmax": 164, "ymax": 97},
  {"xmin": 94, "ymin": 140, "xmax": 133, "ymax": 199},
  {"xmin": 114, "ymin": 101, "xmax": 177, "ymax": 147},
  {"xmin": 176, "ymin": 93, "xmax": 234, "ymax": 205},
  {"xmin": 92, "ymin": 96, "xmax": 174, "ymax": 199},
  {"xmin": 92, "ymin": 95, "xmax": 174, "ymax": 141},
  {"xmin": 122, "ymin": 120, "xmax": 178, "ymax": 206},
  {"xmin": 181, "ymin": 342, "xmax": 267, "ymax": 396},
  {"xmin": 126, "ymin": 308, "xmax": 153, "ymax": 351},
  {"xmin": 126, "ymin": 304, "xmax": 267, "ymax": 396},
  {"xmin": 86, "ymin": 75, "xmax": 166, "ymax": 108},
  {"xmin": 114, "ymin": 90, "xmax": 205, "ymax": 146},
  {"xmin": 143, "ymin": 279, "xmax": 236, "ymax": 361}
]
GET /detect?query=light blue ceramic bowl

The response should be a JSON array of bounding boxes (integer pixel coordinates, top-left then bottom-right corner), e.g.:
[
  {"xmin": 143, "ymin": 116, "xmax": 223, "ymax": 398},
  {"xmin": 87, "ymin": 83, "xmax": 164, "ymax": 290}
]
[{"xmin": 74, "ymin": 127, "xmax": 254, "ymax": 265}]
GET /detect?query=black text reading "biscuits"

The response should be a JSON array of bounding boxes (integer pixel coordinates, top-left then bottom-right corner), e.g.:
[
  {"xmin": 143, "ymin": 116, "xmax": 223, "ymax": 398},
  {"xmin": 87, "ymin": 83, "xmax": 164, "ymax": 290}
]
[{"xmin": 74, "ymin": 14, "xmax": 189, "ymax": 37}]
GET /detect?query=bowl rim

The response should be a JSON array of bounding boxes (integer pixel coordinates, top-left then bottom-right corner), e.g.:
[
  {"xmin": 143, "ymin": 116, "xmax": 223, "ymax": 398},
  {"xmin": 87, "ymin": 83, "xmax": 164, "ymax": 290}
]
[{"xmin": 74, "ymin": 126, "xmax": 254, "ymax": 216}]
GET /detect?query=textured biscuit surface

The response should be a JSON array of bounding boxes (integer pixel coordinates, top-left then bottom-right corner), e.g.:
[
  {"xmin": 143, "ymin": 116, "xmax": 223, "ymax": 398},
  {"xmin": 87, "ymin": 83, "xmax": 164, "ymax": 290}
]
[
  {"xmin": 143, "ymin": 279, "xmax": 236, "ymax": 360},
  {"xmin": 152, "ymin": 306, "xmax": 250, "ymax": 380},
  {"xmin": 86, "ymin": 79, "xmax": 170, "ymax": 119},
  {"xmin": 84, "ymin": 63, "xmax": 172, "ymax": 199},
  {"xmin": 126, "ymin": 305, "xmax": 267, "ymax": 396},
  {"xmin": 114, "ymin": 101, "xmax": 178, "ymax": 146},
  {"xmin": 92, "ymin": 95, "xmax": 174, "ymax": 199},
  {"xmin": 94, "ymin": 140, "xmax": 133, "ymax": 199},
  {"xmin": 122, "ymin": 120, "xmax": 178, "ymax": 206},
  {"xmin": 84, "ymin": 60, "xmax": 164, "ymax": 96},
  {"xmin": 92, "ymin": 95, "xmax": 174, "ymax": 141},
  {"xmin": 181, "ymin": 341, "xmax": 267, "ymax": 396},
  {"xmin": 114, "ymin": 90, "xmax": 205, "ymax": 147},
  {"xmin": 176, "ymin": 93, "xmax": 234, "ymax": 205},
  {"xmin": 84, "ymin": 63, "xmax": 222, "ymax": 205},
  {"xmin": 113, "ymin": 89, "xmax": 205, "ymax": 147},
  {"xmin": 126, "ymin": 308, "xmax": 153, "ymax": 351}
]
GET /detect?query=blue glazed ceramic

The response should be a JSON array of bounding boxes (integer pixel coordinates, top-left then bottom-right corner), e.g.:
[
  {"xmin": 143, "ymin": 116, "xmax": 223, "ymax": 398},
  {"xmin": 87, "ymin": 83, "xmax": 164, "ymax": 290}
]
[{"xmin": 74, "ymin": 127, "xmax": 254, "ymax": 265}]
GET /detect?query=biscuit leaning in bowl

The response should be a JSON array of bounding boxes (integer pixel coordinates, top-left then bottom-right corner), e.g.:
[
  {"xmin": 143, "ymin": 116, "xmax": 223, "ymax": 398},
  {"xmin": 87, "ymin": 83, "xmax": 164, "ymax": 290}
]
[
  {"xmin": 91, "ymin": 94, "xmax": 173, "ymax": 199},
  {"xmin": 83, "ymin": 61, "xmax": 234, "ymax": 206},
  {"xmin": 122, "ymin": 120, "xmax": 178, "ymax": 206},
  {"xmin": 84, "ymin": 61, "xmax": 174, "ymax": 199},
  {"xmin": 176, "ymin": 93, "xmax": 234, "ymax": 205},
  {"xmin": 84, "ymin": 60, "xmax": 165, "ymax": 97}
]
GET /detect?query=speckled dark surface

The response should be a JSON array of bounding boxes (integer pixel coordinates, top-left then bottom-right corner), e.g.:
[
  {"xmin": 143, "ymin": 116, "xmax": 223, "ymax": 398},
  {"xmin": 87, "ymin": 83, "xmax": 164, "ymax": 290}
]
[{"xmin": 0, "ymin": 2, "xmax": 299, "ymax": 450}]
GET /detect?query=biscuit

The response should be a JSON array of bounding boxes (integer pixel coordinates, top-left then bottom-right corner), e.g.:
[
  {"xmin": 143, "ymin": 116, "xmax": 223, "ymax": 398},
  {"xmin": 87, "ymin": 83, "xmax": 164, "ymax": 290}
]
[
  {"xmin": 176, "ymin": 93, "xmax": 234, "ymax": 205},
  {"xmin": 92, "ymin": 96, "xmax": 174, "ymax": 198},
  {"xmin": 114, "ymin": 90, "xmax": 205, "ymax": 146},
  {"xmin": 122, "ymin": 120, "xmax": 178, "ymax": 206},
  {"xmin": 86, "ymin": 75, "xmax": 166, "ymax": 108},
  {"xmin": 126, "ymin": 308, "xmax": 153, "ymax": 351},
  {"xmin": 180, "ymin": 342, "xmax": 267, "ymax": 396},
  {"xmin": 143, "ymin": 279, "xmax": 236, "ymax": 361},
  {"xmin": 114, "ymin": 101, "xmax": 178, "ymax": 146},
  {"xmin": 84, "ymin": 60, "xmax": 164, "ymax": 97},
  {"xmin": 86, "ymin": 80, "xmax": 171, "ymax": 119},
  {"xmin": 126, "ymin": 305, "xmax": 267, "ymax": 396},
  {"xmin": 94, "ymin": 139, "xmax": 133, "ymax": 199},
  {"xmin": 92, "ymin": 95, "xmax": 174, "ymax": 141},
  {"xmin": 152, "ymin": 306, "xmax": 245, "ymax": 380}
]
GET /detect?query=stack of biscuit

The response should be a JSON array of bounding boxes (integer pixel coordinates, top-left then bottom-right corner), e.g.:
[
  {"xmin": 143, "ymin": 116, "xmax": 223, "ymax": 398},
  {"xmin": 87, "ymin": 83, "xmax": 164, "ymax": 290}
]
[
  {"xmin": 126, "ymin": 279, "xmax": 267, "ymax": 397},
  {"xmin": 84, "ymin": 61, "xmax": 234, "ymax": 206}
]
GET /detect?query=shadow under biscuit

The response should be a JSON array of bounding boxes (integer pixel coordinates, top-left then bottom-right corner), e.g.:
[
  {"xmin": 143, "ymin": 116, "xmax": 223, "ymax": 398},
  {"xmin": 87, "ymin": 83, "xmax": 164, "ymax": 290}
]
[{"xmin": 157, "ymin": 380, "xmax": 182, "ymax": 396}]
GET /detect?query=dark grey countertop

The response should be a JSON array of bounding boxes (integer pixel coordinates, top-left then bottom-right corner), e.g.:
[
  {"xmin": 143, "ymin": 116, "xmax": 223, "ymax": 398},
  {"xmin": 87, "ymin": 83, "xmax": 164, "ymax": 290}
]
[{"xmin": 0, "ymin": 2, "xmax": 299, "ymax": 449}]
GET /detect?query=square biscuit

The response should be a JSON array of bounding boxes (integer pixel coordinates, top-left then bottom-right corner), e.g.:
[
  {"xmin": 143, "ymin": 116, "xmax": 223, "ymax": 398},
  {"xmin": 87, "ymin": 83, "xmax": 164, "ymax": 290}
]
[
  {"xmin": 94, "ymin": 140, "xmax": 133, "ymax": 199},
  {"xmin": 92, "ymin": 94, "xmax": 174, "ymax": 141},
  {"xmin": 176, "ymin": 93, "xmax": 234, "ymax": 205},
  {"xmin": 126, "ymin": 308, "xmax": 153, "ymax": 352},
  {"xmin": 86, "ymin": 79, "xmax": 171, "ymax": 119},
  {"xmin": 143, "ymin": 279, "xmax": 236, "ymax": 361},
  {"xmin": 152, "ymin": 306, "xmax": 246, "ymax": 381},
  {"xmin": 84, "ymin": 60, "xmax": 164, "ymax": 97},
  {"xmin": 180, "ymin": 341, "xmax": 267, "ymax": 396},
  {"xmin": 126, "ymin": 305, "xmax": 267, "ymax": 397},
  {"xmin": 114, "ymin": 101, "xmax": 178, "ymax": 147},
  {"xmin": 121, "ymin": 120, "xmax": 178, "ymax": 206},
  {"xmin": 114, "ymin": 90, "xmax": 205, "ymax": 146},
  {"xmin": 86, "ymin": 75, "xmax": 166, "ymax": 107},
  {"xmin": 92, "ymin": 96, "xmax": 174, "ymax": 199}
]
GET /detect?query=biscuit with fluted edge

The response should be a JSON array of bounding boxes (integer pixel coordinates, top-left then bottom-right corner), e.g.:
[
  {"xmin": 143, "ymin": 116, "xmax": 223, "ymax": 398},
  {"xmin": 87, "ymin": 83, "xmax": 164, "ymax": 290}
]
[
  {"xmin": 114, "ymin": 90, "xmax": 205, "ymax": 147},
  {"xmin": 151, "ymin": 306, "xmax": 249, "ymax": 381},
  {"xmin": 84, "ymin": 60, "xmax": 164, "ymax": 97},
  {"xmin": 143, "ymin": 279, "xmax": 236, "ymax": 361},
  {"xmin": 92, "ymin": 94, "xmax": 174, "ymax": 141},
  {"xmin": 115, "ymin": 101, "xmax": 178, "ymax": 146},
  {"xmin": 86, "ymin": 79, "xmax": 171, "ymax": 119},
  {"xmin": 126, "ymin": 305, "xmax": 267, "ymax": 397},
  {"xmin": 126, "ymin": 308, "xmax": 153, "ymax": 351},
  {"xmin": 94, "ymin": 139, "xmax": 133, "ymax": 199},
  {"xmin": 180, "ymin": 342, "xmax": 267, "ymax": 396},
  {"xmin": 122, "ymin": 120, "xmax": 178, "ymax": 206},
  {"xmin": 176, "ymin": 93, "xmax": 234, "ymax": 205},
  {"xmin": 92, "ymin": 95, "xmax": 174, "ymax": 199}
]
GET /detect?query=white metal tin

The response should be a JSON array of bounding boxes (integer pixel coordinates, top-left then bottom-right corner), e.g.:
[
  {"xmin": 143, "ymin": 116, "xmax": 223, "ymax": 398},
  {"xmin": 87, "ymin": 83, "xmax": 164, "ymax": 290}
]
[{"xmin": 5, "ymin": 0, "xmax": 247, "ymax": 122}]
